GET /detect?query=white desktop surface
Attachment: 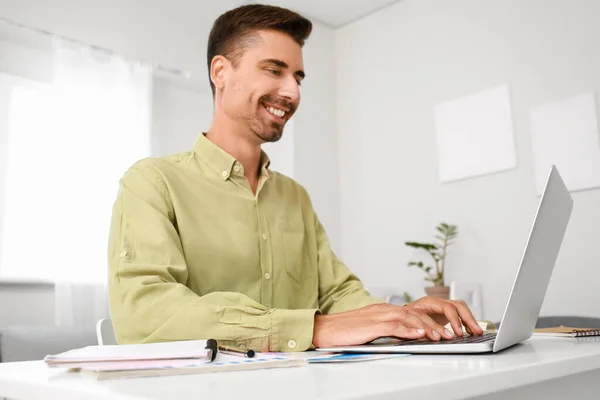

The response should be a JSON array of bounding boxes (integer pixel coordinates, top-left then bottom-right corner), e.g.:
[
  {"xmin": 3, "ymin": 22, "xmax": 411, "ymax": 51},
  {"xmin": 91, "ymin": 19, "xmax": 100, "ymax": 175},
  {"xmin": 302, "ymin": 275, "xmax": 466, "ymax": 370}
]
[{"xmin": 1, "ymin": 337, "xmax": 600, "ymax": 400}]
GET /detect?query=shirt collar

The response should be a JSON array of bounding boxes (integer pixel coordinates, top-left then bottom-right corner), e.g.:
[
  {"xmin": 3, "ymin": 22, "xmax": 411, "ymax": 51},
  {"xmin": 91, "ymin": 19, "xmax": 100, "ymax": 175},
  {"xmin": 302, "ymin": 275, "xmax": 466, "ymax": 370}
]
[{"xmin": 193, "ymin": 133, "xmax": 271, "ymax": 180}]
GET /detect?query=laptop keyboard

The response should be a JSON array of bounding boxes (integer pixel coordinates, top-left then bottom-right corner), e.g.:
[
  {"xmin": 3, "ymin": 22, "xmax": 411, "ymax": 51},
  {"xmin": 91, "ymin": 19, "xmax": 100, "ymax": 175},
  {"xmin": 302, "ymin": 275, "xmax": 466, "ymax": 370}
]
[{"xmin": 396, "ymin": 332, "xmax": 497, "ymax": 346}]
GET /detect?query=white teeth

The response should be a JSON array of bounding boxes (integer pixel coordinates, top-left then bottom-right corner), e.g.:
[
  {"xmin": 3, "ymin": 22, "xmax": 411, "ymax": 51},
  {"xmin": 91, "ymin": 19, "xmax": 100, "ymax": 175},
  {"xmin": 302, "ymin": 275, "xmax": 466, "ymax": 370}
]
[{"xmin": 267, "ymin": 106, "xmax": 286, "ymax": 118}]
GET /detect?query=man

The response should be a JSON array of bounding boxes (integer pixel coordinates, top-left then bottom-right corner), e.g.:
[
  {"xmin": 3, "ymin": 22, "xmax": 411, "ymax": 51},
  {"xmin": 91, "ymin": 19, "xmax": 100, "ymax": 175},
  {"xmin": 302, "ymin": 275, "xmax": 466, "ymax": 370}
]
[{"xmin": 107, "ymin": 4, "xmax": 483, "ymax": 352}]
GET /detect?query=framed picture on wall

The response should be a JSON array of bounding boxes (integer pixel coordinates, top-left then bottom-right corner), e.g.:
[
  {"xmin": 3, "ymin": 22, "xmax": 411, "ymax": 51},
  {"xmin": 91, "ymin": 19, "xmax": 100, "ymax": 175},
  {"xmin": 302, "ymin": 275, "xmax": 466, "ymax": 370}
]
[{"xmin": 450, "ymin": 281, "xmax": 483, "ymax": 320}]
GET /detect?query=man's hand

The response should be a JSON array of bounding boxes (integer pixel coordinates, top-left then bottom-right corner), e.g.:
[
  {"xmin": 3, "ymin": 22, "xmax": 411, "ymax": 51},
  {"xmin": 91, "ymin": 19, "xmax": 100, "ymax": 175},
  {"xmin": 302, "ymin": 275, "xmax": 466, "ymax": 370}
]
[
  {"xmin": 404, "ymin": 296, "xmax": 484, "ymax": 338},
  {"xmin": 312, "ymin": 297, "xmax": 484, "ymax": 348}
]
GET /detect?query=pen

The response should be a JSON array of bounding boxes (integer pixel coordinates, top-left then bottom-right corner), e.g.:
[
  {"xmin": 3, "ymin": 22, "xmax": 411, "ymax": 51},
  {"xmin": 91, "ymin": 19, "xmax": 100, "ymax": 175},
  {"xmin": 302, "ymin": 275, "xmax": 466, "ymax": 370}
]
[
  {"xmin": 218, "ymin": 345, "xmax": 255, "ymax": 358},
  {"xmin": 205, "ymin": 339, "xmax": 218, "ymax": 362}
]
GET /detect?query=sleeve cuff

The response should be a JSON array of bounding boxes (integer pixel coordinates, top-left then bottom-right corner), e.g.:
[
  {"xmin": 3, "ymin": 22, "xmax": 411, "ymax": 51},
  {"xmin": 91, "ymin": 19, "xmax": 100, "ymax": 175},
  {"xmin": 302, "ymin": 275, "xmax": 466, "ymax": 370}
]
[{"xmin": 270, "ymin": 308, "xmax": 320, "ymax": 352}]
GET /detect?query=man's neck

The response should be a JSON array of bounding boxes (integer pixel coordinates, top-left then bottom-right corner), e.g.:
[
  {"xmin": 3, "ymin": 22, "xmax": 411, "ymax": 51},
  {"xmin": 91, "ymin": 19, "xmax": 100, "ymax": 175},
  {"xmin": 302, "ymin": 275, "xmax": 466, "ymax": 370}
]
[{"xmin": 206, "ymin": 120, "xmax": 263, "ymax": 181}]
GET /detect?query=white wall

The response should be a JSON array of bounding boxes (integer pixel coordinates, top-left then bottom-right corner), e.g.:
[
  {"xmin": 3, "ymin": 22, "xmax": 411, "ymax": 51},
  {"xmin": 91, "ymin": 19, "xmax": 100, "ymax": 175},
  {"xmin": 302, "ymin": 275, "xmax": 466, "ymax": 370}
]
[
  {"xmin": 336, "ymin": 0, "xmax": 600, "ymax": 321},
  {"xmin": 263, "ymin": 120, "xmax": 295, "ymax": 179},
  {"xmin": 151, "ymin": 78, "xmax": 214, "ymax": 156},
  {"xmin": 292, "ymin": 21, "xmax": 341, "ymax": 253}
]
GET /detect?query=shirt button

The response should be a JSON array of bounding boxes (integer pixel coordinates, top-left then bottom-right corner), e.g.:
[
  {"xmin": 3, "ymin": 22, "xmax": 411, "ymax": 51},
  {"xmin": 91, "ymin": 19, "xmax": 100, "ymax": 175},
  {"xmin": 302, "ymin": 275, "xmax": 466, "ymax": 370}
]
[
  {"xmin": 261, "ymin": 233, "xmax": 267, "ymax": 240},
  {"xmin": 264, "ymin": 273, "xmax": 271, "ymax": 280},
  {"xmin": 222, "ymin": 170, "xmax": 228, "ymax": 178},
  {"xmin": 287, "ymin": 340, "xmax": 297, "ymax": 349},
  {"xmin": 119, "ymin": 250, "xmax": 127, "ymax": 258},
  {"xmin": 233, "ymin": 165, "xmax": 241, "ymax": 172}
]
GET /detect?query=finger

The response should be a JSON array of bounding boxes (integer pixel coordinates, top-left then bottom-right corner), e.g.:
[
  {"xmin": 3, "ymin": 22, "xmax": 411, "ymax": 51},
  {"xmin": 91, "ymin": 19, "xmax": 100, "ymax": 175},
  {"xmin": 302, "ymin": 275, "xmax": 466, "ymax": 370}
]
[
  {"xmin": 441, "ymin": 304, "xmax": 464, "ymax": 338},
  {"xmin": 409, "ymin": 312, "xmax": 452, "ymax": 342},
  {"xmin": 403, "ymin": 305, "xmax": 453, "ymax": 340},
  {"xmin": 385, "ymin": 309, "xmax": 441, "ymax": 341},
  {"xmin": 463, "ymin": 321, "xmax": 478, "ymax": 335},
  {"xmin": 452, "ymin": 300, "xmax": 484, "ymax": 335},
  {"xmin": 392, "ymin": 309, "xmax": 433, "ymax": 334},
  {"xmin": 391, "ymin": 323, "xmax": 426, "ymax": 340}
]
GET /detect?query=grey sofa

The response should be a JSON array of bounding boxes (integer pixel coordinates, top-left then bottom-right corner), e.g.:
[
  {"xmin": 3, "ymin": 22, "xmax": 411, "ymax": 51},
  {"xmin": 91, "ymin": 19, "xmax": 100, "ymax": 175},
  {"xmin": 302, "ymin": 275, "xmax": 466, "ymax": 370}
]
[{"xmin": 0, "ymin": 325, "xmax": 97, "ymax": 363}]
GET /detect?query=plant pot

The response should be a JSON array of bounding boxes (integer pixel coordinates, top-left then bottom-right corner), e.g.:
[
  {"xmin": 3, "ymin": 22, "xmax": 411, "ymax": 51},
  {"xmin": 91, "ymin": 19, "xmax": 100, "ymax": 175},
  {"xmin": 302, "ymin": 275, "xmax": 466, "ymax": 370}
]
[{"xmin": 425, "ymin": 286, "xmax": 450, "ymax": 300}]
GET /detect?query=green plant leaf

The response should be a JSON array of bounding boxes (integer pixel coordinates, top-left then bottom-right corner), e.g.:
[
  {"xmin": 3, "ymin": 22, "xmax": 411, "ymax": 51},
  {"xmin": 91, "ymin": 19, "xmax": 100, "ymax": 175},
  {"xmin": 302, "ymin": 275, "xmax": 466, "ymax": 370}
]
[
  {"xmin": 408, "ymin": 261, "xmax": 427, "ymax": 269},
  {"xmin": 436, "ymin": 222, "xmax": 457, "ymax": 234},
  {"xmin": 405, "ymin": 242, "xmax": 438, "ymax": 251}
]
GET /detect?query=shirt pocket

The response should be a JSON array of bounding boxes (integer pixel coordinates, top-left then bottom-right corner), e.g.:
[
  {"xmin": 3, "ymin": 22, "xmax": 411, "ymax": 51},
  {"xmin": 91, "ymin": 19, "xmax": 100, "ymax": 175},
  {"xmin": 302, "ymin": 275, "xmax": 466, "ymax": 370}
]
[{"xmin": 280, "ymin": 216, "xmax": 308, "ymax": 284}]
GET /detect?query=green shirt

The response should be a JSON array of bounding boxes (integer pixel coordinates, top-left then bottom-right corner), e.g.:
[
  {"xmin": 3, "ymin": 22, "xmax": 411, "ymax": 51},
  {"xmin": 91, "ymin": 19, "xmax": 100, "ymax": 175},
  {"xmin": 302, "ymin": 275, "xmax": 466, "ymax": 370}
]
[{"xmin": 108, "ymin": 133, "xmax": 382, "ymax": 352}]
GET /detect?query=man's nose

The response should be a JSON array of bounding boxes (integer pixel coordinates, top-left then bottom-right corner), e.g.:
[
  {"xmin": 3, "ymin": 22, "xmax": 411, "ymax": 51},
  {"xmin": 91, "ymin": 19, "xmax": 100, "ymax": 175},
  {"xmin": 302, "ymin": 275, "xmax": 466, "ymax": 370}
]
[{"xmin": 279, "ymin": 75, "xmax": 300, "ymax": 105}]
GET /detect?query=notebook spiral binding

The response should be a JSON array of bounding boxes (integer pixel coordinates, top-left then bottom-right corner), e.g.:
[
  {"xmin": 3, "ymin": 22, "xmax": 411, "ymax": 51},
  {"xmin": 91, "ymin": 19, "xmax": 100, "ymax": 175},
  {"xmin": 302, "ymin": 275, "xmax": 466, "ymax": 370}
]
[{"xmin": 573, "ymin": 329, "xmax": 600, "ymax": 337}]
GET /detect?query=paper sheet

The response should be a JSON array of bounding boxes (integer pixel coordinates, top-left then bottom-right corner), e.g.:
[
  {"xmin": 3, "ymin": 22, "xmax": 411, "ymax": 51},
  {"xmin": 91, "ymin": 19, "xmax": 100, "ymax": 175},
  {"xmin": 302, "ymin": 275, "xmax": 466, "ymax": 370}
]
[
  {"xmin": 434, "ymin": 85, "xmax": 517, "ymax": 183},
  {"xmin": 529, "ymin": 92, "xmax": 600, "ymax": 194},
  {"xmin": 261, "ymin": 351, "xmax": 409, "ymax": 363}
]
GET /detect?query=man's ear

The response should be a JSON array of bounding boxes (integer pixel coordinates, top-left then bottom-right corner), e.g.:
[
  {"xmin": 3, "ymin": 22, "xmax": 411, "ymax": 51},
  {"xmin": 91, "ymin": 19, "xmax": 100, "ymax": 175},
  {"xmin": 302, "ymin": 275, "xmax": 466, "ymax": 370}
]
[{"xmin": 210, "ymin": 55, "xmax": 228, "ymax": 91}]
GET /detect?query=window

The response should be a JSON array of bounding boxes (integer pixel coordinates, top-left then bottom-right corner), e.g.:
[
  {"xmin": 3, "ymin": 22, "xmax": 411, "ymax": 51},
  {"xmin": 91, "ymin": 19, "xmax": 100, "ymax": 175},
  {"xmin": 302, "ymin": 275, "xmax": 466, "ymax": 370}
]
[{"xmin": 0, "ymin": 35, "xmax": 151, "ymax": 283}]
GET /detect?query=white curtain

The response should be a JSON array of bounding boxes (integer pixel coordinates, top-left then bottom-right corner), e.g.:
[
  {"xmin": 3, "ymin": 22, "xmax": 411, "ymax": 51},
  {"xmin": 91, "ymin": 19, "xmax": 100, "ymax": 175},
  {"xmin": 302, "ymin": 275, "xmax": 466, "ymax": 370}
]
[{"xmin": 0, "ymin": 39, "xmax": 152, "ymax": 326}]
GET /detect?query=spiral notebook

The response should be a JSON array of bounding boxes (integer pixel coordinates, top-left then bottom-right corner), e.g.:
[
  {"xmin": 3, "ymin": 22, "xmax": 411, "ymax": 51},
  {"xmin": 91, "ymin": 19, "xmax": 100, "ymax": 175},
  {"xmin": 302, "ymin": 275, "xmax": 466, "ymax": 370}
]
[{"xmin": 533, "ymin": 326, "xmax": 600, "ymax": 337}]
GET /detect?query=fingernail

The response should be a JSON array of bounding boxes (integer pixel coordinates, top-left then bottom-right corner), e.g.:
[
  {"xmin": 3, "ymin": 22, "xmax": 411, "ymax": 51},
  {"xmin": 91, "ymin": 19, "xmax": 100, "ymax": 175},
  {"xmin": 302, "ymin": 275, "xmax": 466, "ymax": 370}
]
[
  {"xmin": 445, "ymin": 329, "xmax": 454, "ymax": 337},
  {"xmin": 457, "ymin": 326, "xmax": 463, "ymax": 335},
  {"xmin": 417, "ymin": 329, "xmax": 425, "ymax": 334},
  {"xmin": 433, "ymin": 331, "xmax": 441, "ymax": 340}
]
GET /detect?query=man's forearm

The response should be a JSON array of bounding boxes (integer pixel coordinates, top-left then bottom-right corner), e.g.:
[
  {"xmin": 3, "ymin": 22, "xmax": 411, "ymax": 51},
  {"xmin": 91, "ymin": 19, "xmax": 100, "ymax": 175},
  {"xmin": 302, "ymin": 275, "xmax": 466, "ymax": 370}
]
[{"xmin": 111, "ymin": 278, "xmax": 319, "ymax": 351}]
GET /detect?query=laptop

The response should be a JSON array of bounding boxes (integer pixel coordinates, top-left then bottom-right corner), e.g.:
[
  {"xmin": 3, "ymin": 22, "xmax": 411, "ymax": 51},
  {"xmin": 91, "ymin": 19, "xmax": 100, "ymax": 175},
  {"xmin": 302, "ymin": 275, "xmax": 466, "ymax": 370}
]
[{"xmin": 317, "ymin": 165, "xmax": 573, "ymax": 354}]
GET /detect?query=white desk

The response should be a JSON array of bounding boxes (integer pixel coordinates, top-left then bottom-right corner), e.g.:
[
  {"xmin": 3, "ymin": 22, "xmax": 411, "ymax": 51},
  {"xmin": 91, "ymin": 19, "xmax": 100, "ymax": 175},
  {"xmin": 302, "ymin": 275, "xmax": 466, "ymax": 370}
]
[{"xmin": 1, "ymin": 337, "xmax": 600, "ymax": 400}]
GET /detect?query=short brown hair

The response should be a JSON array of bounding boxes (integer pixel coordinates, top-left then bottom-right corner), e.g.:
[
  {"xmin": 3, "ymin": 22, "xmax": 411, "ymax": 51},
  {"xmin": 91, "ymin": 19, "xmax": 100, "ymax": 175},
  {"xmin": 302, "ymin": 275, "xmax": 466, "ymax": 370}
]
[{"xmin": 207, "ymin": 4, "xmax": 312, "ymax": 96}]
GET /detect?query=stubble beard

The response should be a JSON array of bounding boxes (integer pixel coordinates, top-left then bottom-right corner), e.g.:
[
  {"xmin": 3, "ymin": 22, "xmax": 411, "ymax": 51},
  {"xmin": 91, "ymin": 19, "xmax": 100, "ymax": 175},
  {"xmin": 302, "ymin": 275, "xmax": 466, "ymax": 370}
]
[
  {"xmin": 253, "ymin": 119, "xmax": 284, "ymax": 143},
  {"xmin": 250, "ymin": 94, "xmax": 295, "ymax": 143}
]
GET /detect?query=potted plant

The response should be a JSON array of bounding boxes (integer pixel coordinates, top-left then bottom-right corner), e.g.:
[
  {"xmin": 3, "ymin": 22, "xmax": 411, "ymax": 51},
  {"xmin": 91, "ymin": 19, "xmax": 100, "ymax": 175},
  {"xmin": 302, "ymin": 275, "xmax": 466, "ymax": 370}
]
[{"xmin": 404, "ymin": 222, "xmax": 458, "ymax": 299}]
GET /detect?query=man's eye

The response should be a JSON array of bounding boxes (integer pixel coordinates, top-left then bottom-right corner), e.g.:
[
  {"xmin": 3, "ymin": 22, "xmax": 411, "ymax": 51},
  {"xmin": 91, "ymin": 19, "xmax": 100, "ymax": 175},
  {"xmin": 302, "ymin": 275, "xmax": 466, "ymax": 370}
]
[{"xmin": 268, "ymin": 69, "xmax": 281, "ymax": 76}]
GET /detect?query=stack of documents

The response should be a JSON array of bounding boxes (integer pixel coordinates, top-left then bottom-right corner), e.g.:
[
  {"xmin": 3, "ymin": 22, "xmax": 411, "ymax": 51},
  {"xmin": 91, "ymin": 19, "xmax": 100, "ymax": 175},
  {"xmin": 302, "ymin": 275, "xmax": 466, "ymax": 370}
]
[
  {"xmin": 44, "ymin": 340, "xmax": 304, "ymax": 380},
  {"xmin": 45, "ymin": 339, "xmax": 413, "ymax": 380}
]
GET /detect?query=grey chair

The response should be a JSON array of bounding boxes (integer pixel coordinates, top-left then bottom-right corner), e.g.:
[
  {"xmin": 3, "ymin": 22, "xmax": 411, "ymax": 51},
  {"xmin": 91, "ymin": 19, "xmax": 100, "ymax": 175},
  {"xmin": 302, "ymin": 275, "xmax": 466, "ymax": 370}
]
[{"xmin": 96, "ymin": 318, "xmax": 118, "ymax": 345}]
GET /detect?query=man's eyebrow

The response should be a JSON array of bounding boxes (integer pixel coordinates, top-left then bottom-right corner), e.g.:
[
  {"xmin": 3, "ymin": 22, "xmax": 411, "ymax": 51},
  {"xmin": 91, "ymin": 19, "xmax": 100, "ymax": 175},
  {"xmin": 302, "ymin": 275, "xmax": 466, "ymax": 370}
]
[{"xmin": 260, "ymin": 58, "xmax": 305, "ymax": 79}]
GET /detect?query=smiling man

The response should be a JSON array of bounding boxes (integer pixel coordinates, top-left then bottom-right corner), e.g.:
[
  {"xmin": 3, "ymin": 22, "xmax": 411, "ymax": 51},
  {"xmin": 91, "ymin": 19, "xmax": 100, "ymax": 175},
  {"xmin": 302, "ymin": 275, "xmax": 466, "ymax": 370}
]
[{"xmin": 107, "ymin": 4, "xmax": 483, "ymax": 352}]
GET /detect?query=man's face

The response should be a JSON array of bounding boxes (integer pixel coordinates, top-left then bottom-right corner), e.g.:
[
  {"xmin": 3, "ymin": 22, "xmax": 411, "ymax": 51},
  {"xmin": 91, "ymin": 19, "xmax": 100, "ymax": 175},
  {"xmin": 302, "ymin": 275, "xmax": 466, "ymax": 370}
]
[{"xmin": 219, "ymin": 30, "xmax": 304, "ymax": 143}]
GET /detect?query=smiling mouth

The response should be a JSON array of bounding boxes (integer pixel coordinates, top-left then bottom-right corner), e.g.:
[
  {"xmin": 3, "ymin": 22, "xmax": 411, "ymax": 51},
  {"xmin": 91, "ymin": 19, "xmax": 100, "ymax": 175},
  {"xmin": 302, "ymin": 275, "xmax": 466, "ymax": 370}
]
[{"xmin": 263, "ymin": 104, "xmax": 287, "ymax": 120}]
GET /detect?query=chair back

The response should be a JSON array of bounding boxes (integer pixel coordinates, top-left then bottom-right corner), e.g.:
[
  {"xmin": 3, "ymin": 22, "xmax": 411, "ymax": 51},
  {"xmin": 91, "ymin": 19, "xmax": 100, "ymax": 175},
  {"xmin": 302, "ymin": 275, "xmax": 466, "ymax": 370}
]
[{"xmin": 96, "ymin": 318, "xmax": 117, "ymax": 345}]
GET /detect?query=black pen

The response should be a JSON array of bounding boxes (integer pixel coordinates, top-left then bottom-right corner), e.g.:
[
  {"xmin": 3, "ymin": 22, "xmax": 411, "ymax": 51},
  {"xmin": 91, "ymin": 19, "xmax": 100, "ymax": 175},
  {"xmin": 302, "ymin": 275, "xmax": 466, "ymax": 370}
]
[
  {"xmin": 205, "ymin": 339, "xmax": 218, "ymax": 361},
  {"xmin": 218, "ymin": 344, "xmax": 255, "ymax": 358}
]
